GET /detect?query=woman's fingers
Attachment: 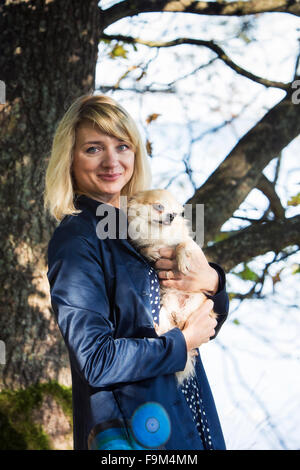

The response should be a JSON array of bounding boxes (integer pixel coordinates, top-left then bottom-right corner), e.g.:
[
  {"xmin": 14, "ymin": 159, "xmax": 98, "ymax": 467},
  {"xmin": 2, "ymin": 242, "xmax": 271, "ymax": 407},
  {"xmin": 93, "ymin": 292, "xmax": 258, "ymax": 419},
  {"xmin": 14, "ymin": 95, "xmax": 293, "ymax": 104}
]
[
  {"xmin": 181, "ymin": 299, "xmax": 216, "ymax": 350},
  {"xmin": 154, "ymin": 247, "xmax": 177, "ymax": 271},
  {"xmin": 157, "ymin": 247, "xmax": 176, "ymax": 258},
  {"xmin": 155, "ymin": 258, "xmax": 177, "ymax": 270},
  {"xmin": 157, "ymin": 270, "xmax": 182, "ymax": 280}
]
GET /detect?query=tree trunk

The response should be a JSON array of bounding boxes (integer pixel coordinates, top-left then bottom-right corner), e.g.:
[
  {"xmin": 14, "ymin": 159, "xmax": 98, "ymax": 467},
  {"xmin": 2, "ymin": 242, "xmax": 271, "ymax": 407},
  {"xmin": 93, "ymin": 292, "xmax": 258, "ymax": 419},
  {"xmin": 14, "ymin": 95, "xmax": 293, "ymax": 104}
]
[{"xmin": 0, "ymin": 0, "xmax": 100, "ymax": 389}]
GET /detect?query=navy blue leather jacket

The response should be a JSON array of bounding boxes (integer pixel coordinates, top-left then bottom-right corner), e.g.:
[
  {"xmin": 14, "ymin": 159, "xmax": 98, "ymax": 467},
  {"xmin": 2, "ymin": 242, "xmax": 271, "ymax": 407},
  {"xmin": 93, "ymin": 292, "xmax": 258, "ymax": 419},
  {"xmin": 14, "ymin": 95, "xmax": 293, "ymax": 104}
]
[{"xmin": 47, "ymin": 194, "xmax": 229, "ymax": 450}]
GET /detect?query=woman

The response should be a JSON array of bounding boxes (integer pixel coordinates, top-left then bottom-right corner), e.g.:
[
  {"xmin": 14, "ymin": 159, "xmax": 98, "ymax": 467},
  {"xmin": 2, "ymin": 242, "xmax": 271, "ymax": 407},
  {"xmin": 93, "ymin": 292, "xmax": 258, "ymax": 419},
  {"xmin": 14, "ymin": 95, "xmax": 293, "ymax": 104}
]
[{"xmin": 44, "ymin": 94, "xmax": 229, "ymax": 450}]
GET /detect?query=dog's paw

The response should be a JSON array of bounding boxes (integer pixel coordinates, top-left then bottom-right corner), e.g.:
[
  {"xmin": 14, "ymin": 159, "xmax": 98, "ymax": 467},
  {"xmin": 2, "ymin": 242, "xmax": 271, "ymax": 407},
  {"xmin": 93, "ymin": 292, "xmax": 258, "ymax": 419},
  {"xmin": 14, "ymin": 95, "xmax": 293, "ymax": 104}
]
[
  {"xmin": 176, "ymin": 243, "xmax": 192, "ymax": 275},
  {"xmin": 140, "ymin": 246, "xmax": 161, "ymax": 262}
]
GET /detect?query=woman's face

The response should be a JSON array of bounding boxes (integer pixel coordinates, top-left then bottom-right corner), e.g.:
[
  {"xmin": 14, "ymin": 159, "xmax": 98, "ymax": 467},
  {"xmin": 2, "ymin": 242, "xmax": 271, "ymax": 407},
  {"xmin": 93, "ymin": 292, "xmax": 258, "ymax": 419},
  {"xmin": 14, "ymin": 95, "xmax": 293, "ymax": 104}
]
[{"xmin": 72, "ymin": 121, "xmax": 135, "ymax": 207}]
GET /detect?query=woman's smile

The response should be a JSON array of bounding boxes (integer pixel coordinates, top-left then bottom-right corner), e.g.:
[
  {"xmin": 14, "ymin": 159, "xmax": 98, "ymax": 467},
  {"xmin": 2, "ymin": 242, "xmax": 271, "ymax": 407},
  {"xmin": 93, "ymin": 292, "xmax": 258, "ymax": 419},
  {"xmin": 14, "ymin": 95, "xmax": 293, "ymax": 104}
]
[{"xmin": 97, "ymin": 172, "xmax": 123, "ymax": 181}]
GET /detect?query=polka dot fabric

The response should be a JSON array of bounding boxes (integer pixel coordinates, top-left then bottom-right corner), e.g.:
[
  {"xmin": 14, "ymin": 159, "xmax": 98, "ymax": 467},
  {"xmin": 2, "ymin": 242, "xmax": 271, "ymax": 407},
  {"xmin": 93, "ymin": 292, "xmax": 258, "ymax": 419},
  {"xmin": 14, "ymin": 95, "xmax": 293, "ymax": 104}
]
[
  {"xmin": 149, "ymin": 266, "xmax": 160, "ymax": 325},
  {"xmin": 180, "ymin": 376, "xmax": 213, "ymax": 449},
  {"xmin": 148, "ymin": 266, "xmax": 214, "ymax": 450}
]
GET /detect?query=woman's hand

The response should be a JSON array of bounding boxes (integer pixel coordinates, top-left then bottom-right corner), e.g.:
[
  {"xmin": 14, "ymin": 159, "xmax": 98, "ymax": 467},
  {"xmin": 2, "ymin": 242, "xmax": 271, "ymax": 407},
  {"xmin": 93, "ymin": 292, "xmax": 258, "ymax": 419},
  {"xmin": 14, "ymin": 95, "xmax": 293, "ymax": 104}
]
[
  {"xmin": 154, "ymin": 246, "xmax": 219, "ymax": 295},
  {"xmin": 181, "ymin": 299, "xmax": 217, "ymax": 350}
]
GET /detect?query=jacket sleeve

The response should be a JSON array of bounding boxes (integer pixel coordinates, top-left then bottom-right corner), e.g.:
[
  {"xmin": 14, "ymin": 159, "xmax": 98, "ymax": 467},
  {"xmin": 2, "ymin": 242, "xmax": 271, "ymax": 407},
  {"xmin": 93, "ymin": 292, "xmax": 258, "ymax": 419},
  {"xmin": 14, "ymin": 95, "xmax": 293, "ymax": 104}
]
[
  {"xmin": 47, "ymin": 235, "xmax": 187, "ymax": 389},
  {"xmin": 206, "ymin": 262, "xmax": 230, "ymax": 339}
]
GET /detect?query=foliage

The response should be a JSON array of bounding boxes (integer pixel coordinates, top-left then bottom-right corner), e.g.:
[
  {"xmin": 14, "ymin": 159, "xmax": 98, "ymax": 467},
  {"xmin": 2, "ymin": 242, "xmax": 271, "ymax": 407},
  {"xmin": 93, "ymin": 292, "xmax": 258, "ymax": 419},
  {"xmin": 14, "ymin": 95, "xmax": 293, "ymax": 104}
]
[
  {"xmin": 110, "ymin": 42, "xmax": 129, "ymax": 59},
  {"xmin": 287, "ymin": 193, "xmax": 300, "ymax": 207},
  {"xmin": 292, "ymin": 263, "xmax": 300, "ymax": 274},
  {"xmin": 233, "ymin": 264, "xmax": 260, "ymax": 282},
  {"xmin": 0, "ymin": 382, "xmax": 72, "ymax": 450}
]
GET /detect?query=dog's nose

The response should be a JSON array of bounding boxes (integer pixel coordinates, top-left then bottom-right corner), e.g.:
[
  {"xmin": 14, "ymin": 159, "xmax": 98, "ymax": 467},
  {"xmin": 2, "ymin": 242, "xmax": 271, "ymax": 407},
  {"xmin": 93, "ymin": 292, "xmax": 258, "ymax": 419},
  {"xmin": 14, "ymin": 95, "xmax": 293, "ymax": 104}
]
[{"xmin": 168, "ymin": 212, "xmax": 177, "ymax": 222}]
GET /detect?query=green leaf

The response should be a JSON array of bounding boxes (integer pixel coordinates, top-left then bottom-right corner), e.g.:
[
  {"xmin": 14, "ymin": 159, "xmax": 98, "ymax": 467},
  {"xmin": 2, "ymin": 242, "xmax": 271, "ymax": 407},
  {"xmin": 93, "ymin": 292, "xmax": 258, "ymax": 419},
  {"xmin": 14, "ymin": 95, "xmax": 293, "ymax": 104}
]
[
  {"xmin": 287, "ymin": 192, "xmax": 300, "ymax": 206},
  {"xmin": 292, "ymin": 264, "xmax": 300, "ymax": 274},
  {"xmin": 99, "ymin": 38, "xmax": 112, "ymax": 45},
  {"xmin": 228, "ymin": 292, "xmax": 237, "ymax": 301},
  {"xmin": 233, "ymin": 319, "xmax": 240, "ymax": 325},
  {"xmin": 233, "ymin": 264, "xmax": 260, "ymax": 282},
  {"xmin": 110, "ymin": 44, "xmax": 128, "ymax": 59},
  {"xmin": 213, "ymin": 232, "xmax": 231, "ymax": 243}
]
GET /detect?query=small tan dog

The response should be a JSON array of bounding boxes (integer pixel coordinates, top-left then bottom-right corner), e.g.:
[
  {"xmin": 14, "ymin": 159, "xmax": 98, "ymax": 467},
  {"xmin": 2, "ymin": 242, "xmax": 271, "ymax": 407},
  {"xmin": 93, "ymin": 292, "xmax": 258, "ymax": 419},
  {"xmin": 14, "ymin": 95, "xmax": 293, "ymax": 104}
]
[{"xmin": 127, "ymin": 189, "xmax": 217, "ymax": 385}]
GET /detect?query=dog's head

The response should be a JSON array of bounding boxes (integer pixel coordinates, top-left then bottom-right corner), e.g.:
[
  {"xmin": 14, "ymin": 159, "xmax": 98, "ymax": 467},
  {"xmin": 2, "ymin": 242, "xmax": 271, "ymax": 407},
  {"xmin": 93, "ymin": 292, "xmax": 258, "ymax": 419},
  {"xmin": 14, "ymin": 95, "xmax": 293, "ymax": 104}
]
[{"xmin": 127, "ymin": 189, "xmax": 188, "ymax": 243}]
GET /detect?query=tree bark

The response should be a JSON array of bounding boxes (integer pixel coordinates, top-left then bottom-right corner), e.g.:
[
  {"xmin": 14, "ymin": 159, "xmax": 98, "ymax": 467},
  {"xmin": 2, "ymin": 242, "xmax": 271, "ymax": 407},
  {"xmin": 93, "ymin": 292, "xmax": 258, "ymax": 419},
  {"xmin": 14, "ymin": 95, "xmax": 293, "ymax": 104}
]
[
  {"xmin": 0, "ymin": 0, "xmax": 100, "ymax": 389},
  {"xmin": 101, "ymin": 0, "xmax": 300, "ymax": 28},
  {"xmin": 204, "ymin": 214, "xmax": 300, "ymax": 272}
]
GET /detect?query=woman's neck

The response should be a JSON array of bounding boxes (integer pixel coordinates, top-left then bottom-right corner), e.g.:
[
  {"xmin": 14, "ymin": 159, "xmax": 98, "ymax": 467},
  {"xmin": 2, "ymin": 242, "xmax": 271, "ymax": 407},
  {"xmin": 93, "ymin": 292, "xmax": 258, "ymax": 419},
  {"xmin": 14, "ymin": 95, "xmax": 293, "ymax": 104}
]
[{"xmin": 76, "ymin": 191, "xmax": 120, "ymax": 208}]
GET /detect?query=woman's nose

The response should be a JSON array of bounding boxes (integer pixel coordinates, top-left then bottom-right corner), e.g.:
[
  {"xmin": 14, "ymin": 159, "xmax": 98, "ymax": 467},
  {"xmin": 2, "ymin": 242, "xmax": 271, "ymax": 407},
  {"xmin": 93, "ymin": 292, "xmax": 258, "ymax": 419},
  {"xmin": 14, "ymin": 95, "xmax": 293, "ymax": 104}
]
[{"xmin": 101, "ymin": 146, "xmax": 119, "ymax": 166}]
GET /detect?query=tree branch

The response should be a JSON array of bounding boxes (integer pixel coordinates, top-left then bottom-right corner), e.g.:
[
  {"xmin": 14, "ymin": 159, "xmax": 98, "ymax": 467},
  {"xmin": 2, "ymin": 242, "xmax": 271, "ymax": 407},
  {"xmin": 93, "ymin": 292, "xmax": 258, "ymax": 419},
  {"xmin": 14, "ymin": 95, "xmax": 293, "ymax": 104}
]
[
  {"xmin": 100, "ymin": 0, "xmax": 300, "ymax": 29},
  {"xmin": 256, "ymin": 173, "xmax": 285, "ymax": 219},
  {"xmin": 96, "ymin": 84, "xmax": 175, "ymax": 93},
  {"xmin": 186, "ymin": 88, "xmax": 300, "ymax": 243},
  {"xmin": 100, "ymin": 33, "xmax": 290, "ymax": 90},
  {"xmin": 203, "ymin": 214, "xmax": 300, "ymax": 272}
]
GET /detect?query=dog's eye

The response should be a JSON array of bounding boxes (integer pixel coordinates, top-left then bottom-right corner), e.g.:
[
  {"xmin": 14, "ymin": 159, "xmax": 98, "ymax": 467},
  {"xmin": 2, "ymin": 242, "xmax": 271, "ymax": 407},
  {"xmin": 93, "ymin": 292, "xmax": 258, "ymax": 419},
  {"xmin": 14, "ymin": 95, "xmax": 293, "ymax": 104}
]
[{"xmin": 152, "ymin": 203, "xmax": 164, "ymax": 212}]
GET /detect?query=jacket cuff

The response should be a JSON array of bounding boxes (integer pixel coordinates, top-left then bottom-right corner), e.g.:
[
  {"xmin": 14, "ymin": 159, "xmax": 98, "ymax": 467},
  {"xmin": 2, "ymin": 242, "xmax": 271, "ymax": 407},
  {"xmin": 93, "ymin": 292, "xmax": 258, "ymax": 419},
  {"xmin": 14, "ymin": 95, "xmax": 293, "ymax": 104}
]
[
  {"xmin": 162, "ymin": 327, "xmax": 188, "ymax": 372},
  {"xmin": 206, "ymin": 262, "xmax": 229, "ymax": 339},
  {"xmin": 208, "ymin": 262, "xmax": 225, "ymax": 294}
]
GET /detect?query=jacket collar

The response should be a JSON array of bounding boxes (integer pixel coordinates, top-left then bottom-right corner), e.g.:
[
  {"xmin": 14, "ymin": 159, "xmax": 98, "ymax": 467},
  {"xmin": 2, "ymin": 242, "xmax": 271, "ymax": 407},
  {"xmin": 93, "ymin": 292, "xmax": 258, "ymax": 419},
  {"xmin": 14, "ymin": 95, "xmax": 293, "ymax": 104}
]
[
  {"xmin": 74, "ymin": 194, "xmax": 151, "ymax": 267},
  {"xmin": 74, "ymin": 193, "xmax": 107, "ymax": 213},
  {"xmin": 74, "ymin": 194, "xmax": 125, "ymax": 235}
]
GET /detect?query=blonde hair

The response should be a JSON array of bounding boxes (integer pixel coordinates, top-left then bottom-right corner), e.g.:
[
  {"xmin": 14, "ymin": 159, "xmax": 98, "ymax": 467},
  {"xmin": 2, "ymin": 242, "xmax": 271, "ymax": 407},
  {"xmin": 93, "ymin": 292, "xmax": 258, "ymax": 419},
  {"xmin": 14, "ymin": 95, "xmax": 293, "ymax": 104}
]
[{"xmin": 44, "ymin": 94, "xmax": 152, "ymax": 221}]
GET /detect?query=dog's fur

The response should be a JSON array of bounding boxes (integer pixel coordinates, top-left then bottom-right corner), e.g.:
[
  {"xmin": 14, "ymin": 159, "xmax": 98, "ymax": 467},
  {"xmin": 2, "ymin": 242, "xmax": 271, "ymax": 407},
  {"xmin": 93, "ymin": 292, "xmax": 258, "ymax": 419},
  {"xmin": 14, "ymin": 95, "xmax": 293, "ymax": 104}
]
[{"xmin": 127, "ymin": 189, "xmax": 216, "ymax": 385}]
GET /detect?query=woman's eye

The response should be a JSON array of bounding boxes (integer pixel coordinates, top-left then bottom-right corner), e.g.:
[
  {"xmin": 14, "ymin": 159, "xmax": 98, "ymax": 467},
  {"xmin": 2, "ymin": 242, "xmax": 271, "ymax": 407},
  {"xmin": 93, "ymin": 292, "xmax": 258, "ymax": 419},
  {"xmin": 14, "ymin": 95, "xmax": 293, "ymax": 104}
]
[
  {"xmin": 86, "ymin": 146, "xmax": 99, "ymax": 154},
  {"xmin": 153, "ymin": 203, "xmax": 164, "ymax": 212},
  {"xmin": 118, "ymin": 144, "xmax": 129, "ymax": 151}
]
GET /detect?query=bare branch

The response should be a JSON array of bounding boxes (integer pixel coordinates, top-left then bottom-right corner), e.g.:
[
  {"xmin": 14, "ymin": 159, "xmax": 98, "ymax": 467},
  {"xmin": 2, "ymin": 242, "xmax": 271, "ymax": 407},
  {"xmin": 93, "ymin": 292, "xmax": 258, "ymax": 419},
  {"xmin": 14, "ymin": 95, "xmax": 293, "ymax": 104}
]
[
  {"xmin": 100, "ymin": 33, "xmax": 290, "ymax": 90},
  {"xmin": 96, "ymin": 85, "xmax": 175, "ymax": 93},
  {"xmin": 256, "ymin": 173, "xmax": 285, "ymax": 219},
  {"xmin": 100, "ymin": 0, "xmax": 300, "ymax": 29},
  {"xmin": 203, "ymin": 214, "xmax": 300, "ymax": 272},
  {"xmin": 163, "ymin": 57, "xmax": 217, "ymax": 88},
  {"xmin": 186, "ymin": 89, "xmax": 300, "ymax": 243},
  {"xmin": 229, "ymin": 251, "xmax": 277, "ymax": 301}
]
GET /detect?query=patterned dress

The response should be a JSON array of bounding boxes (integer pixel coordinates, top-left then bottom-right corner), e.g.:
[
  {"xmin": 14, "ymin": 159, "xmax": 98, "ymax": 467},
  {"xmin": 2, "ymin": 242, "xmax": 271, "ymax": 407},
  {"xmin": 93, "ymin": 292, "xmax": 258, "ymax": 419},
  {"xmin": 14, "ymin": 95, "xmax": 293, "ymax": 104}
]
[{"xmin": 148, "ymin": 265, "xmax": 214, "ymax": 450}]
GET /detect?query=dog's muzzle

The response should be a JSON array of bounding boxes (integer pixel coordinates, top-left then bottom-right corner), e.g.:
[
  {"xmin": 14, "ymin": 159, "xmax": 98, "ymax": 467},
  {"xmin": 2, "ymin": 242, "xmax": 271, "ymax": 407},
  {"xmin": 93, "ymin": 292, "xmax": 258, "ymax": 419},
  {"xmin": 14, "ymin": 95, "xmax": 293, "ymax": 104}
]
[{"xmin": 163, "ymin": 212, "xmax": 177, "ymax": 225}]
